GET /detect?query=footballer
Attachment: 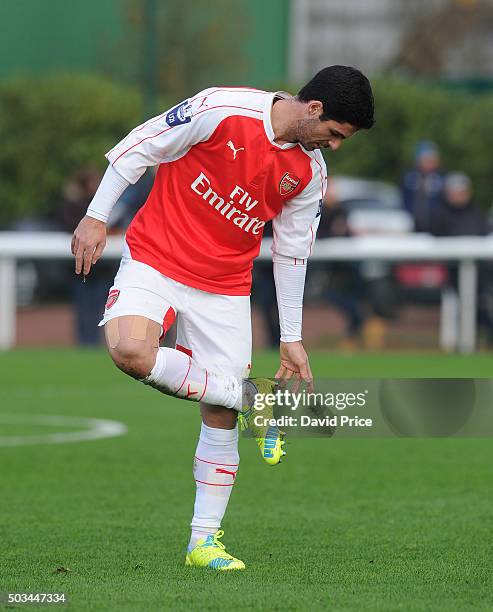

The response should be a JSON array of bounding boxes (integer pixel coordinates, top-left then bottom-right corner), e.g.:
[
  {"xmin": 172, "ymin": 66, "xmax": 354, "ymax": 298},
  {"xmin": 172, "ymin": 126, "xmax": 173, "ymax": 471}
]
[{"xmin": 71, "ymin": 65, "xmax": 374, "ymax": 570}]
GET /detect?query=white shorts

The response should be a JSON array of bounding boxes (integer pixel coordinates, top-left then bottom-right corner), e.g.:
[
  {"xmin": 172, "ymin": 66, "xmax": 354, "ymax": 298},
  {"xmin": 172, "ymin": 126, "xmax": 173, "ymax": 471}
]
[{"xmin": 99, "ymin": 256, "xmax": 252, "ymax": 378}]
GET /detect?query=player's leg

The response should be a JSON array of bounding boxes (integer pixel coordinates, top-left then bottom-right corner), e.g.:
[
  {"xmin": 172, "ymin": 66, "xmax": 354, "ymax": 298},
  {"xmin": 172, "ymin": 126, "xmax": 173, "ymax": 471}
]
[
  {"xmin": 105, "ymin": 315, "xmax": 160, "ymax": 379},
  {"xmin": 200, "ymin": 402, "xmax": 238, "ymax": 429},
  {"xmin": 185, "ymin": 405, "xmax": 243, "ymax": 570},
  {"xmin": 176, "ymin": 291, "xmax": 251, "ymax": 569},
  {"xmin": 105, "ymin": 315, "xmax": 240, "ymax": 409},
  {"xmin": 141, "ymin": 339, "xmax": 240, "ymax": 409},
  {"xmin": 187, "ymin": 402, "xmax": 238, "ymax": 548},
  {"xmin": 100, "ymin": 258, "xmax": 243, "ymax": 409}
]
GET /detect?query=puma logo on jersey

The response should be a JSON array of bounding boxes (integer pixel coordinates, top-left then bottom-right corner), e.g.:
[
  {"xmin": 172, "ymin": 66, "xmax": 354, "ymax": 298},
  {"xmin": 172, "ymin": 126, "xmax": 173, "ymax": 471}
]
[
  {"xmin": 215, "ymin": 467, "xmax": 237, "ymax": 481},
  {"xmin": 198, "ymin": 96, "xmax": 209, "ymax": 109},
  {"xmin": 227, "ymin": 140, "xmax": 244, "ymax": 159},
  {"xmin": 186, "ymin": 384, "xmax": 198, "ymax": 398}
]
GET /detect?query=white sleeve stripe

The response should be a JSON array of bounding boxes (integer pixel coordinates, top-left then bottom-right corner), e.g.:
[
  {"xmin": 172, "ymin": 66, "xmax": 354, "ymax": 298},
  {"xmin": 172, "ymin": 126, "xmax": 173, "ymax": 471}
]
[
  {"xmin": 313, "ymin": 156, "xmax": 326, "ymax": 199},
  {"xmin": 108, "ymin": 90, "xmax": 218, "ymax": 159},
  {"xmin": 194, "ymin": 104, "xmax": 263, "ymax": 118},
  {"xmin": 109, "ymin": 102, "xmax": 264, "ymax": 168},
  {"xmin": 309, "ymin": 154, "xmax": 326, "ymax": 255},
  {"xmin": 309, "ymin": 225, "xmax": 314, "ymax": 256},
  {"xmin": 111, "ymin": 124, "xmax": 175, "ymax": 165},
  {"xmin": 107, "ymin": 88, "xmax": 232, "ymax": 159},
  {"xmin": 197, "ymin": 87, "xmax": 266, "ymax": 96}
]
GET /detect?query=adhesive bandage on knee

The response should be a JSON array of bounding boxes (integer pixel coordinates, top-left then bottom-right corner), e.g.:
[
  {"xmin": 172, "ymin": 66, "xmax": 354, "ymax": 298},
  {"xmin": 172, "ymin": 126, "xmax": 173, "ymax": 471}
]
[
  {"xmin": 129, "ymin": 315, "xmax": 149, "ymax": 341},
  {"xmin": 105, "ymin": 318, "xmax": 120, "ymax": 349},
  {"xmin": 142, "ymin": 347, "xmax": 241, "ymax": 410},
  {"xmin": 105, "ymin": 316, "xmax": 158, "ymax": 350}
]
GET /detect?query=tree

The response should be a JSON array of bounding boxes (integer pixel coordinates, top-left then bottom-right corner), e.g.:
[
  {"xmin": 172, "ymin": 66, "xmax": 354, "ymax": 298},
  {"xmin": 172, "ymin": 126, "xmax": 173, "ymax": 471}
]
[
  {"xmin": 113, "ymin": 0, "xmax": 250, "ymax": 107},
  {"xmin": 389, "ymin": 0, "xmax": 493, "ymax": 77},
  {"xmin": 0, "ymin": 75, "xmax": 141, "ymax": 227}
]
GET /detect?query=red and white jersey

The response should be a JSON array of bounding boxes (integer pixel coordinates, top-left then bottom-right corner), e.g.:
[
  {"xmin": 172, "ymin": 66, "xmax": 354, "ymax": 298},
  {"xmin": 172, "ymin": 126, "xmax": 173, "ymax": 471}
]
[{"xmin": 106, "ymin": 87, "xmax": 327, "ymax": 296}]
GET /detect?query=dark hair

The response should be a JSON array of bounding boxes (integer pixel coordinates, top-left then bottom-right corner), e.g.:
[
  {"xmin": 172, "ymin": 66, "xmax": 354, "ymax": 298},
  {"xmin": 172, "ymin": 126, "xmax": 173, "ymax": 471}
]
[{"xmin": 297, "ymin": 65, "xmax": 375, "ymax": 129}]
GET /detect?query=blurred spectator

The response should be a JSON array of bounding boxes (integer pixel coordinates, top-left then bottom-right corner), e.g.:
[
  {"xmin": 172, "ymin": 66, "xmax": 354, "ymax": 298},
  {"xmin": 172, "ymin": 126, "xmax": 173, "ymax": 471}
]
[
  {"xmin": 319, "ymin": 178, "xmax": 409, "ymax": 350},
  {"xmin": 431, "ymin": 172, "xmax": 493, "ymax": 346},
  {"xmin": 56, "ymin": 167, "xmax": 117, "ymax": 346},
  {"xmin": 318, "ymin": 192, "xmax": 366, "ymax": 349},
  {"xmin": 402, "ymin": 141, "xmax": 445, "ymax": 233},
  {"xmin": 430, "ymin": 172, "xmax": 490, "ymax": 237},
  {"xmin": 57, "ymin": 166, "xmax": 153, "ymax": 345},
  {"xmin": 57, "ymin": 167, "xmax": 102, "ymax": 233}
]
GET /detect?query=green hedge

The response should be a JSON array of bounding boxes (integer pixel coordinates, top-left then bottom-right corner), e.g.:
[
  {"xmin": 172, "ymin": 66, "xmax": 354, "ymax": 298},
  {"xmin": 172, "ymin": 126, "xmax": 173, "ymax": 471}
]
[
  {"xmin": 326, "ymin": 78, "xmax": 493, "ymax": 208},
  {"xmin": 1, "ymin": 74, "xmax": 492, "ymax": 227},
  {"xmin": 0, "ymin": 74, "xmax": 141, "ymax": 227}
]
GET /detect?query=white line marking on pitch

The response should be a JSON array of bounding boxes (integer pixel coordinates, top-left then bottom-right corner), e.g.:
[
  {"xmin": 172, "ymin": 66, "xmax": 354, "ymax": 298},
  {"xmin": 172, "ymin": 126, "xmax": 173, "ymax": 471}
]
[{"xmin": 0, "ymin": 414, "xmax": 127, "ymax": 447}]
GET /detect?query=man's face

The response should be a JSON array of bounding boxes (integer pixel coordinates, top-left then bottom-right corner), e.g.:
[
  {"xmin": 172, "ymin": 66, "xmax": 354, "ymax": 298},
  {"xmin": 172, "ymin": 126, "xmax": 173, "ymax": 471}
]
[
  {"xmin": 417, "ymin": 152, "xmax": 440, "ymax": 173},
  {"xmin": 446, "ymin": 186, "xmax": 471, "ymax": 208},
  {"xmin": 294, "ymin": 101, "xmax": 357, "ymax": 151}
]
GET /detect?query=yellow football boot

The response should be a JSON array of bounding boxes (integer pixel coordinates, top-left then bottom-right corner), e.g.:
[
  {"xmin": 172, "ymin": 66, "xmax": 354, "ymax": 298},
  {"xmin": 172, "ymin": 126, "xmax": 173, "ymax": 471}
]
[
  {"xmin": 185, "ymin": 530, "xmax": 245, "ymax": 571},
  {"xmin": 238, "ymin": 378, "xmax": 286, "ymax": 466}
]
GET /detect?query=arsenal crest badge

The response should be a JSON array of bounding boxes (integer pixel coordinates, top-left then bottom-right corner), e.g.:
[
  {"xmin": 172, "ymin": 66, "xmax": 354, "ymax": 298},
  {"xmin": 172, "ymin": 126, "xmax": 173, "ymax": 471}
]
[
  {"xmin": 279, "ymin": 172, "xmax": 300, "ymax": 196},
  {"xmin": 105, "ymin": 289, "xmax": 120, "ymax": 310}
]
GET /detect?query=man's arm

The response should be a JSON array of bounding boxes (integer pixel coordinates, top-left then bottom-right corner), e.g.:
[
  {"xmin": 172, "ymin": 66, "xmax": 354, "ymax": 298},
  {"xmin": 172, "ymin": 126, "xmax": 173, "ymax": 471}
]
[
  {"xmin": 71, "ymin": 166, "xmax": 130, "ymax": 275},
  {"xmin": 271, "ymin": 151, "xmax": 327, "ymax": 388},
  {"xmin": 71, "ymin": 89, "xmax": 221, "ymax": 275},
  {"xmin": 273, "ymin": 254, "xmax": 312, "ymax": 388}
]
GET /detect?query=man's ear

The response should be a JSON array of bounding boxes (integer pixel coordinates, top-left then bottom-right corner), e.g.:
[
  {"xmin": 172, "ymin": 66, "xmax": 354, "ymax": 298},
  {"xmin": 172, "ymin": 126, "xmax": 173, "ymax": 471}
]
[{"xmin": 307, "ymin": 100, "xmax": 323, "ymax": 117}]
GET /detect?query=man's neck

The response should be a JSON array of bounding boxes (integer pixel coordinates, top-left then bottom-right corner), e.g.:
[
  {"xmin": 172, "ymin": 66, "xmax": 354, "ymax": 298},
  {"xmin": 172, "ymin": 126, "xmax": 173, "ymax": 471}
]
[{"xmin": 270, "ymin": 95, "xmax": 299, "ymax": 146}]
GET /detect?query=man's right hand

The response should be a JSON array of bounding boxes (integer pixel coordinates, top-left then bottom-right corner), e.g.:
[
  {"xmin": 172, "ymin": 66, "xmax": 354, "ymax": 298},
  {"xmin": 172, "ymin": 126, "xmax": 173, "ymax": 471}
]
[
  {"xmin": 276, "ymin": 340, "xmax": 314, "ymax": 393},
  {"xmin": 71, "ymin": 215, "xmax": 107, "ymax": 276}
]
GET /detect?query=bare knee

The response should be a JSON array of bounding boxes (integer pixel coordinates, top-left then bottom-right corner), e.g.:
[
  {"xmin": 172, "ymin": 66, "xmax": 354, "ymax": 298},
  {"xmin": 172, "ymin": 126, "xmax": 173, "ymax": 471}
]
[
  {"xmin": 104, "ymin": 316, "xmax": 160, "ymax": 380},
  {"xmin": 109, "ymin": 338, "xmax": 156, "ymax": 379}
]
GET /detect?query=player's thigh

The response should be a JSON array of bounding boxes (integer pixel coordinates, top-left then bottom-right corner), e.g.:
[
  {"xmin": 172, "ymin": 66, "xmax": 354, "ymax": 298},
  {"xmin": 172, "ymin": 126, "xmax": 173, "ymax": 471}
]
[
  {"xmin": 100, "ymin": 257, "xmax": 179, "ymax": 332},
  {"xmin": 176, "ymin": 290, "xmax": 252, "ymax": 378},
  {"xmin": 100, "ymin": 257, "xmax": 180, "ymax": 375}
]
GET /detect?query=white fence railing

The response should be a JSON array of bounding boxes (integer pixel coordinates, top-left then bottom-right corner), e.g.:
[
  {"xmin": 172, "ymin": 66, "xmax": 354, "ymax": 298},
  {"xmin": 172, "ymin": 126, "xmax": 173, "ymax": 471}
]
[{"xmin": 1, "ymin": 231, "xmax": 493, "ymax": 352}]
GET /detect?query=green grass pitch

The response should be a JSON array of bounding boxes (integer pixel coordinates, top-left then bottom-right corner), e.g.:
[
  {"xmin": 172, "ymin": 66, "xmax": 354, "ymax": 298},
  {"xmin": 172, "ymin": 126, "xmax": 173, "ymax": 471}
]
[{"xmin": 0, "ymin": 349, "xmax": 492, "ymax": 611}]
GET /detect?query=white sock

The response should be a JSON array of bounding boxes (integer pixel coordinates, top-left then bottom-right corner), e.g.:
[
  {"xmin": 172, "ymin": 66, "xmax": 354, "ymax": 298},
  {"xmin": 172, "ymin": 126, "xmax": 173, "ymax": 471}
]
[
  {"xmin": 188, "ymin": 423, "xmax": 239, "ymax": 551},
  {"xmin": 142, "ymin": 347, "xmax": 241, "ymax": 410}
]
